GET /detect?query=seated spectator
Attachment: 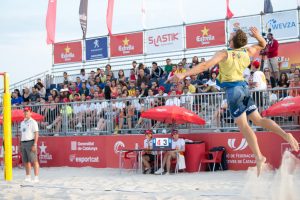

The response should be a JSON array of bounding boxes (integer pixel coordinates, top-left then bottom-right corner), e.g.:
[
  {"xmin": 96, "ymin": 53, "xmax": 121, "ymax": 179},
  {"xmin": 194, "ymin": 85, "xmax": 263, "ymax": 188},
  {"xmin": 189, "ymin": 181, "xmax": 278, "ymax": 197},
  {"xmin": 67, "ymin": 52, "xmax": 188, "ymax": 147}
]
[
  {"xmin": 175, "ymin": 62, "xmax": 186, "ymax": 74},
  {"xmin": 190, "ymin": 56, "xmax": 199, "ymax": 68},
  {"xmin": 99, "ymin": 69, "xmax": 107, "ymax": 83},
  {"xmin": 110, "ymin": 79, "xmax": 118, "ymax": 98},
  {"xmin": 155, "ymin": 130, "xmax": 185, "ymax": 175},
  {"xmin": 11, "ymin": 91, "xmax": 23, "ymax": 105},
  {"xmin": 289, "ymin": 74, "xmax": 300, "ymax": 97},
  {"xmin": 129, "ymin": 69, "xmax": 137, "ymax": 81},
  {"xmin": 201, "ymin": 72, "xmax": 220, "ymax": 92},
  {"xmin": 79, "ymin": 82, "xmax": 90, "ymax": 97},
  {"xmin": 150, "ymin": 81, "xmax": 159, "ymax": 95},
  {"xmin": 95, "ymin": 68, "xmax": 101, "ymax": 78},
  {"xmin": 50, "ymin": 88, "xmax": 59, "ymax": 99},
  {"xmin": 29, "ymin": 87, "xmax": 40, "ymax": 103},
  {"xmin": 89, "ymin": 70, "xmax": 96, "ymax": 80},
  {"xmin": 105, "ymin": 64, "xmax": 115, "ymax": 79},
  {"xmin": 118, "ymin": 69, "xmax": 126, "ymax": 82},
  {"xmin": 182, "ymin": 58, "xmax": 190, "ymax": 69},
  {"xmin": 263, "ymin": 68, "xmax": 276, "ymax": 88},
  {"xmin": 277, "ymin": 72, "xmax": 289, "ymax": 98},
  {"xmin": 139, "ymin": 82, "xmax": 148, "ymax": 98},
  {"xmin": 213, "ymin": 99, "xmax": 232, "ymax": 132},
  {"xmin": 151, "ymin": 62, "xmax": 164, "ymax": 80},
  {"xmin": 137, "ymin": 69, "xmax": 150, "ymax": 87},
  {"xmin": 180, "ymin": 86, "xmax": 193, "ymax": 110},
  {"xmin": 131, "ymin": 60, "xmax": 139, "ymax": 76},
  {"xmin": 184, "ymin": 77, "xmax": 196, "ymax": 93},
  {"xmin": 287, "ymin": 65, "xmax": 296, "ymax": 81},
  {"xmin": 165, "ymin": 90, "xmax": 180, "ymax": 106},
  {"xmin": 138, "ymin": 63, "xmax": 150, "ymax": 77},
  {"xmin": 243, "ymin": 64, "xmax": 251, "ymax": 84},
  {"xmin": 22, "ymin": 87, "xmax": 31, "ymax": 105},
  {"xmin": 62, "ymin": 72, "xmax": 71, "ymax": 85},
  {"xmin": 165, "ymin": 65, "xmax": 177, "ymax": 83},
  {"xmin": 36, "ymin": 82, "xmax": 46, "ymax": 99},
  {"xmin": 128, "ymin": 81, "xmax": 136, "ymax": 97},
  {"xmin": 142, "ymin": 130, "xmax": 155, "ymax": 174},
  {"xmin": 79, "ymin": 68, "xmax": 88, "ymax": 82}
]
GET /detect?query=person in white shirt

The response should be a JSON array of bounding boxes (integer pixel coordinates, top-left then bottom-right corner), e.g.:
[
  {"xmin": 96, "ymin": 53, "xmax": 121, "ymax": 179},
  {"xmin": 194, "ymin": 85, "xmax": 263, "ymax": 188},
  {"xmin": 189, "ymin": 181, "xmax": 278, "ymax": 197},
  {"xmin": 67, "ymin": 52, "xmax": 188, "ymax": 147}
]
[
  {"xmin": 155, "ymin": 130, "xmax": 185, "ymax": 175},
  {"xmin": 243, "ymin": 65, "xmax": 251, "ymax": 83},
  {"xmin": 251, "ymin": 60, "xmax": 267, "ymax": 109},
  {"xmin": 165, "ymin": 90, "xmax": 180, "ymax": 106},
  {"xmin": 180, "ymin": 86, "xmax": 194, "ymax": 110},
  {"xmin": 20, "ymin": 107, "xmax": 40, "ymax": 182},
  {"xmin": 142, "ymin": 130, "xmax": 155, "ymax": 174},
  {"xmin": 73, "ymin": 97, "xmax": 86, "ymax": 128},
  {"xmin": 202, "ymin": 72, "xmax": 220, "ymax": 92}
]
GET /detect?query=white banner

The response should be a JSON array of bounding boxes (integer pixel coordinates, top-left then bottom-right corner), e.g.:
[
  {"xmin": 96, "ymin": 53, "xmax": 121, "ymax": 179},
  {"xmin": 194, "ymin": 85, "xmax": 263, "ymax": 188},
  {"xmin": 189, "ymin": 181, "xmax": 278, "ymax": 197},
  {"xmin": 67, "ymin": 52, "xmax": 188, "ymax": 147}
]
[
  {"xmin": 228, "ymin": 15, "xmax": 261, "ymax": 43},
  {"xmin": 145, "ymin": 26, "xmax": 184, "ymax": 54},
  {"xmin": 263, "ymin": 10, "xmax": 299, "ymax": 40}
]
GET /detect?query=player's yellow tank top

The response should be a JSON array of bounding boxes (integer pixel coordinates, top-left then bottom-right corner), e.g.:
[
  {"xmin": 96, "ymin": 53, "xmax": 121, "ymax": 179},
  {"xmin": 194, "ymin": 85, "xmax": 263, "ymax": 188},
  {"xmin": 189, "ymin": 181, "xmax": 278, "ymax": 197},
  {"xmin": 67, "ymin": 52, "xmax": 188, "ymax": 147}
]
[{"xmin": 218, "ymin": 48, "xmax": 250, "ymax": 83}]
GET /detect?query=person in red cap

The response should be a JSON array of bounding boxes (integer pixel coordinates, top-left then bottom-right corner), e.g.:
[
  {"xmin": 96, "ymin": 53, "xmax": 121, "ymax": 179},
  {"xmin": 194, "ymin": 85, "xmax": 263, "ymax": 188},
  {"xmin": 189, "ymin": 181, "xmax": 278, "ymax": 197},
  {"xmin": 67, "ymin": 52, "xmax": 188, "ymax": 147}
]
[
  {"xmin": 251, "ymin": 60, "xmax": 267, "ymax": 91},
  {"xmin": 20, "ymin": 107, "xmax": 40, "ymax": 182},
  {"xmin": 155, "ymin": 130, "xmax": 185, "ymax": 175},
  {"xmin": 142, "ymin": 130, "xmax": 155, "ymax": 174},
  {"xmin": 174, "ymin": 27, "xmax": 299, "ymax": 176}
]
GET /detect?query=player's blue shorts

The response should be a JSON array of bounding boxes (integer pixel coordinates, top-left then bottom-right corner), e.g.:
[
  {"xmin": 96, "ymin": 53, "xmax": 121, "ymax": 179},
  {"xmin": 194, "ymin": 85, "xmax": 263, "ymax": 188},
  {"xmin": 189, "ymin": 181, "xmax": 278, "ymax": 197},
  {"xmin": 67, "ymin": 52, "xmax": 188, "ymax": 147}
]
[{"xmin": 225, "ymin": 85, "xmax": 257, "ymax": 118}]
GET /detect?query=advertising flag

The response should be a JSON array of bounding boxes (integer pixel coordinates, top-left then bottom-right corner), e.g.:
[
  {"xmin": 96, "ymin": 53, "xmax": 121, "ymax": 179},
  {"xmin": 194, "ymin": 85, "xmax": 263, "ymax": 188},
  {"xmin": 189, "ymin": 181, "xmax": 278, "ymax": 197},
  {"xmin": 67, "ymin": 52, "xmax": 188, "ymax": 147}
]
[
  {"xmin": 79, "ymin": 0, "xmax": 88, "ymax": 39},
  {"xmin": 226, "ymin": 0, "xmax": 234, "ymax": 19},
  {"xmin": 110, "ymin": 32, "xmax": 143, "ymax": 57},
  {"xmin": 46, "ymin": 0, "xmax": 57, "ymax": 44},
  {"xmin": 86, "ymin": 37, "xmax": 108, "ymax": 60},
  {"xmin": 186, "ymin": 21, "xmax": 226, "ymax": 49},
  {"xmin": 54, "ymin": 41, "xmax": 82, "ymax": 64},
  {"xmin": 264, "ymin": 0, "xmax": 273, "ymax": 14},
  {"xmin": 106, "ymin": 0, "xmax": 114, "ymax": 35}
]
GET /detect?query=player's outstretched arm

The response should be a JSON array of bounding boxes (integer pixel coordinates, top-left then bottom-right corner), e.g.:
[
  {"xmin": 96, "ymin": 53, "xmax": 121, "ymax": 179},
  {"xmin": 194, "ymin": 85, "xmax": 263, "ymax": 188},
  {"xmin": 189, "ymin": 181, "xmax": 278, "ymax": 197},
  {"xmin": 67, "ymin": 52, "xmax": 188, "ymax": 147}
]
[{"xmin": 247, "ymin": 27, "xmax": 267, "ymax": 57}]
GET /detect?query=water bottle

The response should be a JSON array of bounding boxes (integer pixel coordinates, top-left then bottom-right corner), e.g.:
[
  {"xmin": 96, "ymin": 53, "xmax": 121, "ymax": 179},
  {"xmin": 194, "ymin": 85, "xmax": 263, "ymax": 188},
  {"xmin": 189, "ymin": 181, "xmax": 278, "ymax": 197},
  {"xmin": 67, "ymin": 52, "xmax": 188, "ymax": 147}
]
[{"xmin": 135, "ymin": 143, "xmax": 139, "ymax": 150}]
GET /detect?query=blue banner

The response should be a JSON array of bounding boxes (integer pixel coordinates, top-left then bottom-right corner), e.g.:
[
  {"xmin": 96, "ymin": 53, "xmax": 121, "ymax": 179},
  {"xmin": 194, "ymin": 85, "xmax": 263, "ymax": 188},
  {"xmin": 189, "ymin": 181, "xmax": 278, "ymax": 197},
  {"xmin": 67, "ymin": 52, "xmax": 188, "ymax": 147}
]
[{"xmin": 85, "ymin": 37, "xmax": 108, "ymax": 60}]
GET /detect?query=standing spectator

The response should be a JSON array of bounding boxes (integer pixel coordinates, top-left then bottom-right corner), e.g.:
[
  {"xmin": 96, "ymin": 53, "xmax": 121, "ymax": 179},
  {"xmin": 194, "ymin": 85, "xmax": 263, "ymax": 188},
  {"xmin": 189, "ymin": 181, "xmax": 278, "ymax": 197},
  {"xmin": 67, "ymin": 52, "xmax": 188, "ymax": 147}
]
[
  {"xmin": 251, "ymin": 61, "xmax": 267, "ymax": 91},
  {"xmin": 151, "ymin": 62, "xmax": 164, "ymax": 80},
  {"xmin": 262, "ymin": 33, "xmax": 279, "ymax": 81},
  {"xmin": 137, "ymin": 69, "xmax": 150, "ymax": 87},
  {"xmin": 20, "ymin": 107, "xmax": 40, "ymax": 182},
  {"xmin": 36, "ymin": 82, "xmax": 46, "ymax": 99},
  {"xmin": 142, "ymin": 130, "xmax": 155, "ymax": 174},
  {"xmin": 79, "ymin": 68, "xmax": 88, "ymax": 82},
  {"xmin": 131, "ymin": 60, "xmax": 139, "ymax": 76},
  {"xmin": 175, "ymin": 62, "xmax": 186, "ymax": 74},
  {"xmin": 243, "ymin": 65, "xmax": 251, "ymax": 83},
  {"xmin": 164, "ymin": 58, "xmax": 174, "ymax": 75}
]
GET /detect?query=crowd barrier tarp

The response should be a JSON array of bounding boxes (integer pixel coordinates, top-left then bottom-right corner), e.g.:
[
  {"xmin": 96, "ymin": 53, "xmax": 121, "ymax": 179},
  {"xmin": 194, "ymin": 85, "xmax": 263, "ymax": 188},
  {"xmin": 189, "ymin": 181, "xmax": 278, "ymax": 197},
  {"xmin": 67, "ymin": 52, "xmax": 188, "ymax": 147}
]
[
  {"xmin": 145, "ymin": 26, "xmax": 184, "ymax": 54},
  {"xmin": 185, "ymin": 21, "xmax": 226, "ymax": 49},
  {"xmin": 53, "ymin": 41, "xmax": 83, "ymax": 64},
  {"xmin": 263, "ymin": 10, "xmax": 299, "ymax": 40},
  {"xmin": 228, "ymin": 15, "xmax": 261, "ymax": 43},
  {"xmin": 85, "ymin": 37, "xmax": 108, "ymax": 61},
  {"xmin": 1, "ymin": 132, "xmax": 299, "ymax": 170},
  {"xmin": 110, "ymin": 32, "xmax": 143, "ymax": 57}
]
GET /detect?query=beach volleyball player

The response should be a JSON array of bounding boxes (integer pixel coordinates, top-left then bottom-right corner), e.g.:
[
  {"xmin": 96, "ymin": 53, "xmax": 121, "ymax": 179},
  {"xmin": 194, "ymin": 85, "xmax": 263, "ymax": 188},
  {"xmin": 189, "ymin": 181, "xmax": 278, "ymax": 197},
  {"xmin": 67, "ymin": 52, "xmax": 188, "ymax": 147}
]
[{"xmin": 174, "ymin": 27, "xmax": 299, "ymax": 176}]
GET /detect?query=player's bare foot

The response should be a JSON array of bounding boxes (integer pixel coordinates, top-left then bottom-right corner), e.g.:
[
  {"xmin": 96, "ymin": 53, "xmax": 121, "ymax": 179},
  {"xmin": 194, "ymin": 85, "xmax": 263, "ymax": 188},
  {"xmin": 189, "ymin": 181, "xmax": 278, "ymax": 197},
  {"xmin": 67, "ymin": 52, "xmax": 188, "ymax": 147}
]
[
  {"xmin": 256, "ymin": 156, "xmax": 266, "ymax": 177},
  {"xmin": 286, "ymin": 133, "xmax": 299, "ymax": 152}
]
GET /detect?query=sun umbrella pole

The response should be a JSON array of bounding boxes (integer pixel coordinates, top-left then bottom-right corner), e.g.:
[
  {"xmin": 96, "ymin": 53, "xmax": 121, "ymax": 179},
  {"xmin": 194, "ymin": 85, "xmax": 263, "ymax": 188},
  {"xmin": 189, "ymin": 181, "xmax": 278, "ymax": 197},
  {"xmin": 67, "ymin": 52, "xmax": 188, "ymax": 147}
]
[{"xmin": 1, "ymin": 72, "xmax": 12, "ymax": 181}]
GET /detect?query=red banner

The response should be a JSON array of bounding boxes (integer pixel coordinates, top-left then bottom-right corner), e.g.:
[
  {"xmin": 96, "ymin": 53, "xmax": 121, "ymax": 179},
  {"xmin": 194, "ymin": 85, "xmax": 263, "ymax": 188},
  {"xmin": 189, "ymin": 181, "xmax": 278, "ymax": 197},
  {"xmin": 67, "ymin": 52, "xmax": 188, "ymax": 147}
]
[
  {"xmin": 54, "ymin": 41, "xmax": 82, "ymax": 64},
  {"xmin": 110, "ymin": 32, "xmax": 143, "ymax": 57},
  {"xmin": 186, "ymin": 21, "xmax": 226, "ymax": 49},
  {"xmin": 1, "ymin": 132, "xmax": 299, "ymax": 170}
]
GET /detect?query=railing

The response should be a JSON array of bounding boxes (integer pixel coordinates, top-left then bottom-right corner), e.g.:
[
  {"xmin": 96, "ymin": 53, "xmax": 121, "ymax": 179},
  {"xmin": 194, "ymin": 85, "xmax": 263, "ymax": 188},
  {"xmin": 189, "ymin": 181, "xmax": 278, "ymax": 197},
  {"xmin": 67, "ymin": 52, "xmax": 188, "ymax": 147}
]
[{"xmin": 1, "ymin": 87, "xmax": 299, "ymax": 137}]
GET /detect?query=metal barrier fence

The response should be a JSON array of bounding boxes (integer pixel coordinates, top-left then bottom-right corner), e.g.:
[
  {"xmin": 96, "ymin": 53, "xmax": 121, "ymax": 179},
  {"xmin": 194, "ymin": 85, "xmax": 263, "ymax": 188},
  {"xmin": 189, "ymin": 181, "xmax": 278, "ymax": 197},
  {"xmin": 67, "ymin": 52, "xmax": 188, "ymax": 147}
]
[{"xmin": 1, "ymin": 87, "xmax": 299, "ymax": 137}]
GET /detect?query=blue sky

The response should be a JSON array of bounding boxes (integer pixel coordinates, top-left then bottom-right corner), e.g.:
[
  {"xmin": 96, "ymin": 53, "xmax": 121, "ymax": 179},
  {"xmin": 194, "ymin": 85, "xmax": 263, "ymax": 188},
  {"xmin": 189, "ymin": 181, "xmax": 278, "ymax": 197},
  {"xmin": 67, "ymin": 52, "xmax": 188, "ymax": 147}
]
[{"xmin": 0, "ymin": 0, "xmax": 298, "ymax": 87}]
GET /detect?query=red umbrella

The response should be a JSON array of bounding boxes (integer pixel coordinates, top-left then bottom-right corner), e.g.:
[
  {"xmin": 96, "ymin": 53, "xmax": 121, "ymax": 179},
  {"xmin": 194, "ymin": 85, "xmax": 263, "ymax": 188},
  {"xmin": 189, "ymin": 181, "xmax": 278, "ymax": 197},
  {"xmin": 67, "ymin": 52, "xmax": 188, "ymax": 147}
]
[
  {"xmin": 141, "ymin": 105, "xmax": 205, "ymax": 125},
  {"xmin": 0, "ymin": 109, "xmax": 44, "ymax": 124},
  {"xmin": 262, "ymin": 96, "xmax": 300, "ymax": 117}
]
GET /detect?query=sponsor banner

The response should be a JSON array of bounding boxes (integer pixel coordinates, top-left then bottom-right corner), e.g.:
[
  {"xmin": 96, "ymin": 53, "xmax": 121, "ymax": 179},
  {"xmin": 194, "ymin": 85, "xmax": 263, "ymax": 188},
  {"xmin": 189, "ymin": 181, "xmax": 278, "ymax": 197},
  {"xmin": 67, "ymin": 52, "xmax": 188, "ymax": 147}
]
[
  {"xmin": 54, "ymin": 41, "xmax": 82, "ymax": 64},
  {"xmin": 0, "ymin": 138, "xmax": 20, "ymax": 166},
  {"xmin": 228, "ymin": 15, "xmax": 261, "ymax": 43},
  {"xmin": 145, "ymin": 26, "xmax": 183, "ymax": 54},
  {"xmin": 263, "ymin": 10, "xmax": 299, "ymax": 40},
  {"xmin": 85, "ymin": 37, "xmax": 108, "ymax": 60},
  {"xmin": 4, "ymin": 131, "xmax": 299, "ymax": 170},
  {"xmin": 186, "ymin": 21, "xmax": 226, "ymax": 49},
  {"xmin": 110, "ymin": 32, "xmax": 143, "ymax": 57}
]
